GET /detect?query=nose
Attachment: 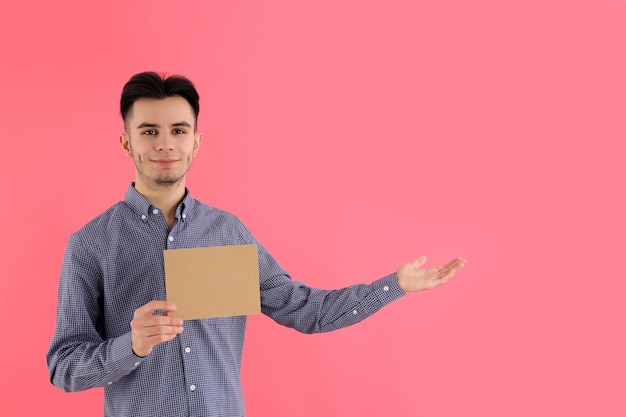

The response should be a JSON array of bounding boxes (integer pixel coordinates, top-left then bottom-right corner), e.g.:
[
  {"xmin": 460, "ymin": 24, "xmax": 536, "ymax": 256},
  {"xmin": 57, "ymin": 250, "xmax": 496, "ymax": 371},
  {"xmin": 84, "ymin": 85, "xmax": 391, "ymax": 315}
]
[{"xmin": 155, "ymin": 132, "xmax": 175, "ymax": 151}]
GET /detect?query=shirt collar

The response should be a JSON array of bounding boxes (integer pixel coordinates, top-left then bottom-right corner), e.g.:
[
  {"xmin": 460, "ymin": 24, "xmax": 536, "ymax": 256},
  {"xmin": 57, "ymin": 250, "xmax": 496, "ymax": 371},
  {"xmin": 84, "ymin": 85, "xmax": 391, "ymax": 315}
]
[{"xmin": 124, "ymin": 183, "xmax": 192, "ymax": 222}]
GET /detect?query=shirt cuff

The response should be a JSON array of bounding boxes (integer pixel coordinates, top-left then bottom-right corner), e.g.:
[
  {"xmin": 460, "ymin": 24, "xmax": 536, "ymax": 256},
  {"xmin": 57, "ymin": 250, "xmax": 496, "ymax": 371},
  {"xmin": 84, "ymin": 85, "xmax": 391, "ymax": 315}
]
[
  {"xmin": 372, "ymin": 273, "xmax": 406, "ymax": 305},
  {"xmin": 109, "ymin": 332, "xmax": 145, "ymax": 372}
]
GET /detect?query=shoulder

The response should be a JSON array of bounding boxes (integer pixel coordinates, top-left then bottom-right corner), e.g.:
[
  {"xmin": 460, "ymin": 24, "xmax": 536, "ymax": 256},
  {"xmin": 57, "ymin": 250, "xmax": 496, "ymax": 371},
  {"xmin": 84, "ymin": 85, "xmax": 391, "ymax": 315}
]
[
  {"xmin": 188, "ymin": 198, "xmax": 244, "ymax": 226},
  {"xmin": 72, "ymin": 201, "xmax": 130, "ymax": 244},
  {"xmin": 186, "ymin": 198, "xmax": 259, "ymax": 245}
]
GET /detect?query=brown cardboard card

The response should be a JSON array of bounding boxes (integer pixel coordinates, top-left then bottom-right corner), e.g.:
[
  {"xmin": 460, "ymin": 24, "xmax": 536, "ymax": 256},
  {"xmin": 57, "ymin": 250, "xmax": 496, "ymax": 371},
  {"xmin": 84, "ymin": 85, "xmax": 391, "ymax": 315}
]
[{"xmin": 163, "ymin": 244, "xmax": 261, "ymax": 320}]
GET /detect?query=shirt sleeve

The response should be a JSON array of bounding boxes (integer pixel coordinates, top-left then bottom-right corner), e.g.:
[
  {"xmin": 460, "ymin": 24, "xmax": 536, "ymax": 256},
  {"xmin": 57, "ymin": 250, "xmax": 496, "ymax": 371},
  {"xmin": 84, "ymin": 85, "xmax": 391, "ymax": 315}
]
[
  {"xmin": 237, "ymin": 222, "xmax": 406, "ymax": 334},
  {"xmin": 46, "ymin": 233, "xmax": 145, "ymax": 392}
]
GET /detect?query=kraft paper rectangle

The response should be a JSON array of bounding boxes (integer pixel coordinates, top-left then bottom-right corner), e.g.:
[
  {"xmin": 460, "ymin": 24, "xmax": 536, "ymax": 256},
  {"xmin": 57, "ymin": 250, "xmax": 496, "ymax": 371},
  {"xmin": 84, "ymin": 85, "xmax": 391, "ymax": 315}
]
[{"xmin": 163, "ymin": 244, "xmax": 261, "ymax": 320}]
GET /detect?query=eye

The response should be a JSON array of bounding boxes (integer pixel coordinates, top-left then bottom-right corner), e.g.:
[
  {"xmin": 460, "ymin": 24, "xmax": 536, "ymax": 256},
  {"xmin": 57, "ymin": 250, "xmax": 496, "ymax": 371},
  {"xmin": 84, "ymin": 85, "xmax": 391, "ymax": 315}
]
[
  {"xmin": 173, "ymin": 129, "xmax": 186, "ymax": 134},
  {"xmin": 143, "ymin": 129, "xmax": 157, "ymax": 135}
]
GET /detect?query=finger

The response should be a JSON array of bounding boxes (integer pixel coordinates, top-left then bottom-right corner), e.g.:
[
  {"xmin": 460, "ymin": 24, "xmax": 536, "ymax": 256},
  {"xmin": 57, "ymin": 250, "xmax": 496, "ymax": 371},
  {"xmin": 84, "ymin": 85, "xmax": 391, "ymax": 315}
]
[
  {"xmin": 450, "ymin": 257, "xmax": 466, "ymax": 268},
  {"xmin": 437, "ymin": 258, "xmax": 465, "ymax": 277},
  {"xmin": 131, "ymin": 315, "xmax": 184, "ymax": 332},
  {"xmin": 411, "ymin": 255, "xmax": 427, "ymax": 269},
  {"xmin": 131, "ymin": 323, "xmax": 184, "ymax": 347},
  {"xmin": 134, "ymin": 300, "xmax": 177, "ymax": 318},
  {"xmin": 138, "ymin": 323, "xmax": 184, "ymax": 337},
  {"xmin": 143, "ymin": 332, "xmax": 181, "ymax": 345},
  {"xmin": 426, "ymin": 269, "xmax": 455, "ymax": 288},
  {"xmin": 438, "ymin": 268, "xmax": 457, "ymax": 283},
  {"xmin": 448, "ymin": 258, "xmax": 466, "ymax": 275},
  {"xmin": 142, "ymin": 314, "xmax": 184, "ymax": 327},
  {"xmin": 435, "ymin": 262, "xmax": 456, "ymax": 277}
]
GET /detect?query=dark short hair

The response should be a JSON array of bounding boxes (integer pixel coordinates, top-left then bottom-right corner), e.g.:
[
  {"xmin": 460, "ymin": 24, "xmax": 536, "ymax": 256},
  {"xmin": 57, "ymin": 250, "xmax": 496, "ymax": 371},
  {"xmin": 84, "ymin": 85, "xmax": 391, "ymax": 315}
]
[{"xmin": 120, "ymin": 71, "xmax": 200, "ymax": 129}]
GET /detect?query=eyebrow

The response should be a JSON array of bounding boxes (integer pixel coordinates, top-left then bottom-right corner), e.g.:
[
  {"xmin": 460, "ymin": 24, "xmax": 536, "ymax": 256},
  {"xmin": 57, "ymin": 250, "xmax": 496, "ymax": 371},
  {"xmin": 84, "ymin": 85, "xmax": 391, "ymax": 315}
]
[{"xmin": 135, "ymin": 121, "xmax": 192, "ymax": 129}]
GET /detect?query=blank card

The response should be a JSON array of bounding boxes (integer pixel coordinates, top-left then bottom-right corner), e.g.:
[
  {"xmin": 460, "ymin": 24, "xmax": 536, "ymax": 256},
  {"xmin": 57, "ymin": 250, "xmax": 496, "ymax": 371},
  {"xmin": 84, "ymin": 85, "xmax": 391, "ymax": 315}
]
[{"xmin": 163, "ymin": 244, "xmax": 261, "ymax": 320}]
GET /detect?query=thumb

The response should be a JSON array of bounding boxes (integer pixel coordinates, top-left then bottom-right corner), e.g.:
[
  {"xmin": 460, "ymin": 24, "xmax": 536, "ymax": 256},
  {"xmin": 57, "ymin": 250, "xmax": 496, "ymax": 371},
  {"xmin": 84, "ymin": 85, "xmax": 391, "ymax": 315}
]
[{"xmin": 411, "ymin": 255, "xmax": 427, "ymax": 268}]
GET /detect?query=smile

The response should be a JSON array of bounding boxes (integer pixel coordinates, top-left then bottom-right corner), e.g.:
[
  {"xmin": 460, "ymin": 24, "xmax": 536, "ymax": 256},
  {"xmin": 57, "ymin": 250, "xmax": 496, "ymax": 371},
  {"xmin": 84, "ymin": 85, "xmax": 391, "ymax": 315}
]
[{"xmin": 152, "ymin": 159, "xmax": 179, "ymax": 167}]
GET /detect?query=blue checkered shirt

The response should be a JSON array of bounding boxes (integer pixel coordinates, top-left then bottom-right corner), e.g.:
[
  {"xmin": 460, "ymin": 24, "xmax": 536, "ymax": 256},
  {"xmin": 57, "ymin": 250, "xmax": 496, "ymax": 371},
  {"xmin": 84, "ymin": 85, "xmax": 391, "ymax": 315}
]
[{"xmin": 47, "ymin": 184, "xmax": 405, "ymax": 417}]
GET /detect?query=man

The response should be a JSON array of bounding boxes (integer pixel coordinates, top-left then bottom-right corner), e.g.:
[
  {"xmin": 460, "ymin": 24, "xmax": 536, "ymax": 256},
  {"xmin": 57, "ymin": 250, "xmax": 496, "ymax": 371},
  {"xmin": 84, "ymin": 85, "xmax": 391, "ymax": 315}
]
[{"xmin": 47, "ymin": 72, "xmax": 466, "ymax": 417}]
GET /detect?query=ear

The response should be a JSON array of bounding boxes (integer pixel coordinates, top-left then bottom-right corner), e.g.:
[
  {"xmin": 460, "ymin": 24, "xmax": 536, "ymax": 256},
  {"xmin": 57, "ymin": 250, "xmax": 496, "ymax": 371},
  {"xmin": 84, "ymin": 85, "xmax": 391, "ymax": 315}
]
[
  {"xmin": 120, "ymin": 133, "xmax": 133, "ymax": 157},
  {"xmin": 193, "ymin": 131, "xmax": 202, "ymax": 157}
]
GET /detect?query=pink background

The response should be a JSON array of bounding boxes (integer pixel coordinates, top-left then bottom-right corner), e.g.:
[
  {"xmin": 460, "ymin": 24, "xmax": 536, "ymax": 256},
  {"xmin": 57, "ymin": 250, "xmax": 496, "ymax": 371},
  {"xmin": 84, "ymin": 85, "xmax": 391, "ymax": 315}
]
[{"xmin": 1, "ymin": 1, "xmax": 624, "ymax": 416}]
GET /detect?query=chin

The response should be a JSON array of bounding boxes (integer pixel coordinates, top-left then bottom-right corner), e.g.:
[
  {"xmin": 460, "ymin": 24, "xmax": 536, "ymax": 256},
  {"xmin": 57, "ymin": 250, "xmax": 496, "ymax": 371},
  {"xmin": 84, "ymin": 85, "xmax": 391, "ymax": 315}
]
[{"xmin": 152, "ymin": 174, "xmax": 184, "ymax": 185}]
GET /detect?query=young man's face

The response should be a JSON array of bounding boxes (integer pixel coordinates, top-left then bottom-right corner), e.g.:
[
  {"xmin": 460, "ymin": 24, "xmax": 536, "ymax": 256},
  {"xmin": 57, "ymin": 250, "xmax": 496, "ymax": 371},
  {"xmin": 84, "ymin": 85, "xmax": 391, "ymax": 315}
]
[{"xmin": 120, "ymin": 96, "xmax": 201, "ymax": 190}]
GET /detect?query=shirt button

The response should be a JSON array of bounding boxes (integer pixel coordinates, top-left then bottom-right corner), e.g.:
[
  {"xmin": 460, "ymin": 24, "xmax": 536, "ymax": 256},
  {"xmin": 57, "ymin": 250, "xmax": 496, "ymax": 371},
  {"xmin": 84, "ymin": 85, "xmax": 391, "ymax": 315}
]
[
  {"xmin": 182, "ymin": 213, "xmax": 187, "ymax": 219},
  {"xmin": 185, "ymin": 347, "xmax": 191, "ymax": 353},
  {"xmin": 190, "ymin": 385, "xmax": 196, "ymax": 392},
  {"xmin": 383, "ymin": 286, "xmax": 390, "ymax": 292},
  {"xmin": 134, "ymin": 362, "xmax": 140, "ymax": 367},
  {"xmin": 152, "ymin": 209, "xmax": 159, "ymax": 215},
  {"xmin": 352, "ymin": 310, "xmax": 358, "ymax": 315},
  {"xmin": 107, "ymin": 381, "xmax": 113, "ymax": 385},
  {"xmin": 141, "ymin": 214, "xmax": 146, "ymax": 220},
  {"xmin": 168, "ymin": 236, "xmax": 174, "ymax": 242}
]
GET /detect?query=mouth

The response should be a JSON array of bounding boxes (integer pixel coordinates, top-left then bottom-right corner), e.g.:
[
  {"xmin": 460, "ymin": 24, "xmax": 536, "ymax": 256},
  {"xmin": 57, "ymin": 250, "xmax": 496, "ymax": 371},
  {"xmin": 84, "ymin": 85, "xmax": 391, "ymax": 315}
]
[{"xmin": 152, "ymin": 159, "xmax": 179, "ymax": 167}]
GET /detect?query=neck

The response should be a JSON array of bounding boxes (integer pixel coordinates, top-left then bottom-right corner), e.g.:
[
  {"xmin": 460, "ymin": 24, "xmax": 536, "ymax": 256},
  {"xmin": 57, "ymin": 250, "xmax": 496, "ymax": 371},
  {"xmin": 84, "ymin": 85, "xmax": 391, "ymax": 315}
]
[{"xmin": 134, "ymin": 180, "xmax": 186, "ymax": 228}]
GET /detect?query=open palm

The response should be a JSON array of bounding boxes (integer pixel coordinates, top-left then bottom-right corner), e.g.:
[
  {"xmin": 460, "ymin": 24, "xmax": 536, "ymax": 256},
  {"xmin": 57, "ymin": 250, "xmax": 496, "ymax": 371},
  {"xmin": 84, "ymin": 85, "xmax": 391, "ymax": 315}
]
[{"xmin": 397, "ymin": 256, "xmax": 466, "ymax": 292}]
